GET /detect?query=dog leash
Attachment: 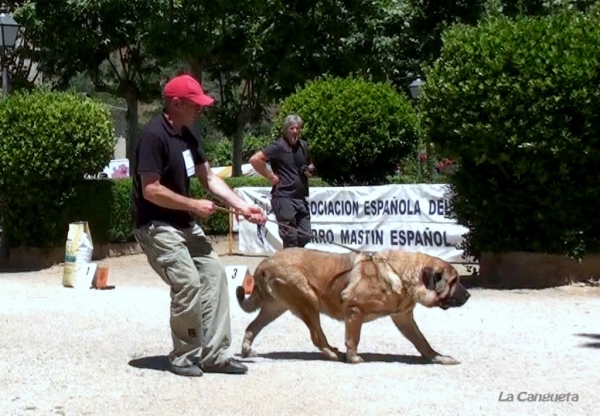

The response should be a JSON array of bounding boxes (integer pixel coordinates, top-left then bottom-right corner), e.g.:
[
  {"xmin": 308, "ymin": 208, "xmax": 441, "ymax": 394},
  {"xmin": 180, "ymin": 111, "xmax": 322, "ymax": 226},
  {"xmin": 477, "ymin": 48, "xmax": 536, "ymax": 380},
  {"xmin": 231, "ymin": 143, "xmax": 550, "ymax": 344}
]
[{"xmin": 214, "ymin": 205, "xmax": 368, "ymax": 255}]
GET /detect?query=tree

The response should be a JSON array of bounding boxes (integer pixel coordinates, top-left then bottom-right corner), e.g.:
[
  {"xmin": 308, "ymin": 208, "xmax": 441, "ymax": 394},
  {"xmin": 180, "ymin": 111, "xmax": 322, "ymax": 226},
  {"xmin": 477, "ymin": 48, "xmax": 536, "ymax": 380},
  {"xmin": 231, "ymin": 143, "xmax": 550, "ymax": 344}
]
[
  {"xmin": 420, "ymin": 10, "xmax": 600, "ymax": 259},
  {"xmin": 152, "ymin": 0, "xmax": 416, "ymax": 176},
  {"xmin": 274, "ymin": 76, "xmax": 420, "ymax": 186},
  {"xmin": 14, "ymin": 0, "xmax": 167, "ymax": 166},
  {"xmin": 483, "ymin": 0, "xmax": 600, "ymax": 17},
  {"xmin": 146, "ymin": 0, "xmax": 276, "ymax": 176},
  {"xmin": 0, "ymin": 1, "xmax": 41, "ymax": 92}
]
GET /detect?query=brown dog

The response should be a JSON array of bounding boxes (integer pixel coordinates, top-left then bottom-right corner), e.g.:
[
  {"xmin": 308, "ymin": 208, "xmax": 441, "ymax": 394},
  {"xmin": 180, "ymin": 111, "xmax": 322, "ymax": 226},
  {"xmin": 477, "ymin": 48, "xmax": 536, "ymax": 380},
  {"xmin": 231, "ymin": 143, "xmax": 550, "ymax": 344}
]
[{"xmin": 235, "ymin": 247, "xmax": 471, "ymax": 364}]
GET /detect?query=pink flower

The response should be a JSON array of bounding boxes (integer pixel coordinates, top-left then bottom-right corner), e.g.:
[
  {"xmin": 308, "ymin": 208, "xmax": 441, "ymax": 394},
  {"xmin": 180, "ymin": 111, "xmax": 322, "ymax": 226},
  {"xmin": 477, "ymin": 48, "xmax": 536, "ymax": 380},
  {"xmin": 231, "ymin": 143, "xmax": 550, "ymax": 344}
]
[{"xmin": 111, "ymin": 164, "xmax": 130, "ymax": 178}]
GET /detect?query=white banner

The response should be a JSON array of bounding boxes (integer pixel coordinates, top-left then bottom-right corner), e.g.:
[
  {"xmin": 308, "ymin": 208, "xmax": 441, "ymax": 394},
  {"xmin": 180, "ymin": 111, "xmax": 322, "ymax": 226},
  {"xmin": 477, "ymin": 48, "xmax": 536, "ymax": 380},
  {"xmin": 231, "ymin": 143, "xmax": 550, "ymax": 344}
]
[{"xmin": 234, "ymin": 184, "xmax": 473, "ymax": 263}]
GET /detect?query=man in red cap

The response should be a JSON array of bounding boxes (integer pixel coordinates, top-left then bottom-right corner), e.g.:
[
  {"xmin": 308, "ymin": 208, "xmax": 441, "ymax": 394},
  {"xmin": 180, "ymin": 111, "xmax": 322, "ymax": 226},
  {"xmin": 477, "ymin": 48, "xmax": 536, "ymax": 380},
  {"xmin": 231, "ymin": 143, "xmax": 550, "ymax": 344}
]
[{"xmin": 131, "ymin": 73, "xmax": 266, "ymax": 377}]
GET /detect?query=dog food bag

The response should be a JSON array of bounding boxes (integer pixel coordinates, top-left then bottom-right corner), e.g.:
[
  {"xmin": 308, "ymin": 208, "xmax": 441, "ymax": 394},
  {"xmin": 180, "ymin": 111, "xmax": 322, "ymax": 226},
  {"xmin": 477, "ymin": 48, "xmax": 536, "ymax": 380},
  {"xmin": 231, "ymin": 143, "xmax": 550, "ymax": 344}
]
[{"xmin": 62, "ymin": 221, "xmax": 95, "ymax": 289}]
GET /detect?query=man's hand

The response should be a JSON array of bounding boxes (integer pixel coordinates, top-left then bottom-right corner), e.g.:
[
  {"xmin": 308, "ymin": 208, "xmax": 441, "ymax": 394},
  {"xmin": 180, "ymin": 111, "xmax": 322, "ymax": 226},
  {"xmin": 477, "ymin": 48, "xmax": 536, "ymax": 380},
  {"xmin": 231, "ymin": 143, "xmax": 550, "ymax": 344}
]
[
  {"xmin": 238, "ymin": 203, "xmax": 267, "ymax": 225},
  {"xmin": 190, "ymin": 199, "xmax": 217, "ymax": 219},
  {"xmin": 304, "ymin": 163, "xmax": 315, "ymax": 178},
  {"xmin": 268, "ymin": 173, "xmax": 280, "ymax": 186}
]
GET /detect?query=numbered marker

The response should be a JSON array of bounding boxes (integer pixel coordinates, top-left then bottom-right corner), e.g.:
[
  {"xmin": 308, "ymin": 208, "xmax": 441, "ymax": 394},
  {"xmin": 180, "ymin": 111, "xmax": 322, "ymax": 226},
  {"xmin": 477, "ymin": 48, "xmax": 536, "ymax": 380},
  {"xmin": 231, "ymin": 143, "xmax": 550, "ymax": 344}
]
[
  {"xmin": 225, "ymin": 265, "xmax": 255, "ymax": 303},
  {"xmin": 225, "ymin": 265, "xmax": 248, "ymax": 282}
]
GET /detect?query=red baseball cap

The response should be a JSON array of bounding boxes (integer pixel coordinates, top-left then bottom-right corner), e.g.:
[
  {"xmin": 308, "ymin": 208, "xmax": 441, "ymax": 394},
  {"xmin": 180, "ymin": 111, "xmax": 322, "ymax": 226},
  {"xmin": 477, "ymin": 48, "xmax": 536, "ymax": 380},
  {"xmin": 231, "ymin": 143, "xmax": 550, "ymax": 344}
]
[{"xmin": 163, "ymin": 74, "xmax": 215, "ymax": 107}]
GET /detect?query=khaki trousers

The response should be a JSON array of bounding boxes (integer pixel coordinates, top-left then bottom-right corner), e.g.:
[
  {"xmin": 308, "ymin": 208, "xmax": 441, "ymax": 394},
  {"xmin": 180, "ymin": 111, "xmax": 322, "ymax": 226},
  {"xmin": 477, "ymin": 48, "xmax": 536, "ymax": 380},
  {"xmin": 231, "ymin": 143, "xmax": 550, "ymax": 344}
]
[{"xmin": 134, "ymin": 223, "xmax": 232, "ymax": 369}]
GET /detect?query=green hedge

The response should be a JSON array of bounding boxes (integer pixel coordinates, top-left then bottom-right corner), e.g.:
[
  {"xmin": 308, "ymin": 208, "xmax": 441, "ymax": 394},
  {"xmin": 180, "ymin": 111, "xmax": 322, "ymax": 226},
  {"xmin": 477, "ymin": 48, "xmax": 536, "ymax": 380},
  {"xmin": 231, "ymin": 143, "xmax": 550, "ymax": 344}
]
[
  {"xmin": 272, "ymin": 76, "xmax": 421, "ymax": 186},
  {"xmin": 0, "ymin": 88, "xmax": 116, "ymax": 249},
  {"xmin": 203, "ymin": 134, "xmax": 273, "ymax": 167},
  {"xmin": 420, "ymin": 10, "xmax": 600, "ymax": 260},
  {"xmin": 13, "ymin": 176, "xmax": 329, "ymax": 249}
]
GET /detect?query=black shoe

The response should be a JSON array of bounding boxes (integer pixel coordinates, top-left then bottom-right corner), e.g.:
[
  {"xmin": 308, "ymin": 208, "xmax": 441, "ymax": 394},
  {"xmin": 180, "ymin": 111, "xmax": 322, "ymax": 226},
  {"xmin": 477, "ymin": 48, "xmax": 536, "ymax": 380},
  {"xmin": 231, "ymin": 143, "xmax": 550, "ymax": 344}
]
[
  {"xmin": 202, "ymin": 358, "xmax": 248, "ymax": 375},
  {"xmin": 169, "ymin": 363, "xmax": 204, "ymax": 377}
]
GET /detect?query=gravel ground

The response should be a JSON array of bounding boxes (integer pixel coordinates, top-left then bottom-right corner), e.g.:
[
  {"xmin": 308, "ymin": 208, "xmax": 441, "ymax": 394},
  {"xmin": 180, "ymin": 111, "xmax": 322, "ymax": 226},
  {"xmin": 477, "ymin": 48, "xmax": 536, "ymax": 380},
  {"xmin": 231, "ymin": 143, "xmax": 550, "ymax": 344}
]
[{"xmin": 0, "ymin": 249, "xmax": 599, "ymax": 416}]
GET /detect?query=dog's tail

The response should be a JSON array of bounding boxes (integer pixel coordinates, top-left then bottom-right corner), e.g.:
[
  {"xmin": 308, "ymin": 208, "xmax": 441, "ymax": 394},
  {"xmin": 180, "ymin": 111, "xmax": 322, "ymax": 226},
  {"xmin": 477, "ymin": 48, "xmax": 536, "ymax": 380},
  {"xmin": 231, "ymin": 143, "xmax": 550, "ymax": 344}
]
[{"xmin": 236, "ymin": 260, "xmax": 270, "ymax": 313}]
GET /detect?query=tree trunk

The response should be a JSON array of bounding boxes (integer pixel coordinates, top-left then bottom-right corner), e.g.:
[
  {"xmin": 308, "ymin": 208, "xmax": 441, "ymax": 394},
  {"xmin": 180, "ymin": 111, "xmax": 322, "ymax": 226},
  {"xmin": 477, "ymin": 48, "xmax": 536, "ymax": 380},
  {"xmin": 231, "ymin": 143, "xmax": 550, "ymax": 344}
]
[
  {"xmin": 232, "ymin": 120, "xmax": 245, "ymax": 177},
  {"xmin": 125, "ymin": 91, "xmax": 139, "ymax": 174},
  {"xmin": 190, "ymin": 59, "xmax": 202, "ymax": 83},
  {"xmin": 189, "ymin": 59, "xmax": 203, "ymax": 140}
]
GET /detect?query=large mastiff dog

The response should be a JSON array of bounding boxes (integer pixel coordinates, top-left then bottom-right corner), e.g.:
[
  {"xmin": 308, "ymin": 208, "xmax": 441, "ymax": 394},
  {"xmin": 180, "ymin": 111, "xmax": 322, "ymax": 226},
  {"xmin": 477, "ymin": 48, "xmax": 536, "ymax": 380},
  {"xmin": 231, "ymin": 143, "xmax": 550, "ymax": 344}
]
[{"xmin": 236, "ymin": 247, "xmax": 470, "ymax": 364}]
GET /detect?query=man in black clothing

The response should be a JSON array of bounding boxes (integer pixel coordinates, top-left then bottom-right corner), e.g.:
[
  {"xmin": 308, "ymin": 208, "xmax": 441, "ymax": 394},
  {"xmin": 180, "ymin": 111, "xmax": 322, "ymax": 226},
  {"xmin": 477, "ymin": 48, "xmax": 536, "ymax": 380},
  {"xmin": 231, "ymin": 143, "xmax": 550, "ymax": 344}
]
[
  {"xmin": 131, "ymin": 74, "xmax": 266, "ymax": 377},
  {"xmin": 249, "ymin": 114, "xmax": 315, "ymax": 248}
]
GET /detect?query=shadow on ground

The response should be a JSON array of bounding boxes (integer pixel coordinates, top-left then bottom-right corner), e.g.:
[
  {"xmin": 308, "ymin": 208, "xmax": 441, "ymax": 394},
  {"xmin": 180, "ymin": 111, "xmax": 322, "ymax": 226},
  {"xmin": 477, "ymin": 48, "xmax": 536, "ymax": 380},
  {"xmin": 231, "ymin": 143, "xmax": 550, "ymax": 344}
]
[
  {"xmin": 574, "ymin": 333, "xmax": 600, "ymax": 349},
  {"xmin": 129, "ymin": 351, "xmax": 442, "ymax": 371},
  {"xmin": 251, "ymin": 351, "xmax": 435, "ymax": 364},
  {"xmin": 128, "ymin": 355, "xmax": 171, "ymax": 372}
]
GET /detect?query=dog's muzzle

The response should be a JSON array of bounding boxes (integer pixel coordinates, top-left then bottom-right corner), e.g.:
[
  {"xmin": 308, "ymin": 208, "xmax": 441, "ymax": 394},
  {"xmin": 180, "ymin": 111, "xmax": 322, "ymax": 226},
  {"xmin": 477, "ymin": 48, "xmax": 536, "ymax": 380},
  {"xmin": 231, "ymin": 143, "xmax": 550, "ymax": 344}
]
[{"xmin": 440, "ymin": 283, "xmax": 470, "ymax": 309}]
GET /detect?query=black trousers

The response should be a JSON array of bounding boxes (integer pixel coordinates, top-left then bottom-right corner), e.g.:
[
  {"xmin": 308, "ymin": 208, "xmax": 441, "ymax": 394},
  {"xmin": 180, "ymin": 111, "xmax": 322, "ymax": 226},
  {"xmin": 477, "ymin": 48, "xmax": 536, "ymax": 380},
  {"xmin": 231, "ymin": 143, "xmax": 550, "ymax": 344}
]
[{"xmin": 271, "ymin": 197, "xmax": 312, "ymax": 248}]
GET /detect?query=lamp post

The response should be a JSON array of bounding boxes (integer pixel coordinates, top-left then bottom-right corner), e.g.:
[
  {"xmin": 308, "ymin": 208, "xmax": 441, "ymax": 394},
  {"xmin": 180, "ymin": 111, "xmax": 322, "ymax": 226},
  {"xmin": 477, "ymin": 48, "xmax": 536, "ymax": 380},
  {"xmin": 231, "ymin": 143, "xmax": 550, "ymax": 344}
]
[
  {"xmin": 408, "ymin": 76, "xmax": 432, "ymax": 180},
  {"xmin": 409, "ymin": 77, "xmax": 424, "ymax": 100},
  {"xmin": 0, "ymin": 10, "xmax": 19, "ymax": 95},
  {"xmin": 0, "ymin": 10, "xmax": 18, "ymax": 258}
]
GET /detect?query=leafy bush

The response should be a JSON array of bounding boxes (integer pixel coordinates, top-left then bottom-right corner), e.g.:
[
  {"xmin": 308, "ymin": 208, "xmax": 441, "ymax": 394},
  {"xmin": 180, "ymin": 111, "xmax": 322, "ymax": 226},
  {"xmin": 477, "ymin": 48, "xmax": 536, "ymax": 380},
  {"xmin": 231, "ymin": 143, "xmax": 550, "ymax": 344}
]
[
  {"xmin": 272, "ymin": 76, "xmax": 420, "ymax": 186},
  {"xmin": 204, "ymin": 134, "xmax": 273, "ymax": 167},
  {"xmin": 386, "ymin": 152, "xmax": 452, "ymax": 185},
  {"xmin": 0, "ymin": 88, "xmax": 116, "ymax": 249},
  {"xmin": 420, "ymin": 10, "xmax": 600, "ymax": 260}
]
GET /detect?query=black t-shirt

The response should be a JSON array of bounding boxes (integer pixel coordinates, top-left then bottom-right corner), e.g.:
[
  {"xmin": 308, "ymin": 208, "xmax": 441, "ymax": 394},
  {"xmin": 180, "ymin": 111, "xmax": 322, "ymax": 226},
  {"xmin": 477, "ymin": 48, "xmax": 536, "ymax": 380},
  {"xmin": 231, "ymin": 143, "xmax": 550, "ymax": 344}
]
[
  {"xmin": 131, "ymin": 112, "xmax": 207, "ymax": 229},
  {"xmin": 263, "ymin": 137, "xmax": 310, "ymax": 199}
]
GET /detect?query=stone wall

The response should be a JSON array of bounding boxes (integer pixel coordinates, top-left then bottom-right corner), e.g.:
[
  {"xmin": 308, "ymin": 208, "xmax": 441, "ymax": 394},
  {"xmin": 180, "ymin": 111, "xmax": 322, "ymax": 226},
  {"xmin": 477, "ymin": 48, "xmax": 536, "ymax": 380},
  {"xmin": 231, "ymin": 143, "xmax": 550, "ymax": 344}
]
[{"xmin": 477, "ymin": 251, "xmax": 600, "ymax": 289}]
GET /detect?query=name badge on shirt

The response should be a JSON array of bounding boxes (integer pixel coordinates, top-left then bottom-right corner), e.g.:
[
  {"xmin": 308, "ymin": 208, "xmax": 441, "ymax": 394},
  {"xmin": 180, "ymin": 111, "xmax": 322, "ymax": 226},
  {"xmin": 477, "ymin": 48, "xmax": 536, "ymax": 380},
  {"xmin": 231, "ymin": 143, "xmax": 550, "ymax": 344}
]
[{"xmin": 182, "ymin": 149, "xmax": 195, "ymax": 177}]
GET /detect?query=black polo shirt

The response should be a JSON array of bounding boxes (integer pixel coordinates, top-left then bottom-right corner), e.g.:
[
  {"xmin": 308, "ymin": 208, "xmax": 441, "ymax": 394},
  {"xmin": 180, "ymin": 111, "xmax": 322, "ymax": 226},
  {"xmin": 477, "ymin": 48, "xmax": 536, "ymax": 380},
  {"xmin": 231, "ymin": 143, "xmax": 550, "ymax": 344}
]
[
  {"xmin": 131, "ymin": 112, "xmax": 207, "ymax": 229},
  {"xmin": 263, "ymin": 137, "xmax": 310, "ymax": 199}
]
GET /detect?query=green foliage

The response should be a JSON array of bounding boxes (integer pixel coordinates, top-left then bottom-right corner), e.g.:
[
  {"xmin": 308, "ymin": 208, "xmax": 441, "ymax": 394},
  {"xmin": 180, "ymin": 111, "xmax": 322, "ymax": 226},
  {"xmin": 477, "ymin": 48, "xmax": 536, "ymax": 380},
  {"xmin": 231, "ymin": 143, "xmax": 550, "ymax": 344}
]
[
  {"xmin": 67, "ymin": 179, "xmax": 134, "ymax": 245},
  {"xmin": 420, "ymin": 10, "xmax": 600, "ymax": 259},
  {"xmin": 272, "ymin": 76, "xmax": 420, "ymax": 186},
  {"xmin": 0, "ymin": 88, "xmax": 116, "ymax": 248},
  {"xmin": 14, "ymin": 0, "xmax": 167, "ymax": 162},
  {"xmin": 204, "ymin": 135, "xmax": 273, "ymax": 167},
  {"xmin": 11, "ymin": 0, "xmax": 477, "ymax": 176},
  {"xmin": 484, "ymin": 0, "xmax": 600, "ymax": 18},
  {"xmin": 15, "ymin": 0, "xmax": 164, "ymax": 97},
  {"xmin": 399, "ymin": 0, "xmax": 486, "ymax": 87},
  {"xmin": 387, "ymin": 153, "xmax": 452, "ymax": 185}
]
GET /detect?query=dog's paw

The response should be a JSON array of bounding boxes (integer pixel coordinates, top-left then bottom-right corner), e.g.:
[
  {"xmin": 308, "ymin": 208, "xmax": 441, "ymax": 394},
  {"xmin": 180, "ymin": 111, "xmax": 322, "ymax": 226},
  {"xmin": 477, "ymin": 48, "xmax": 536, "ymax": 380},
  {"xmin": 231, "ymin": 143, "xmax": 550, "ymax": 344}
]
[
  {"xmin": 321, "ymin": 348, "xmax": 343, "ymax": 361},
  {"xmin": 334, "ymin": 349, "xmax": 346, "ymax": 361},
  {"xmin": 432, "ymin": 355, "xmax": 460, "ymax": 365},
  {"xmin": 241, "ymin": 345, "xmax": 257, "ymax": 358},
  {"xmin": 346, "ymin": 354, "xmax": 364, "ymax": 364}
]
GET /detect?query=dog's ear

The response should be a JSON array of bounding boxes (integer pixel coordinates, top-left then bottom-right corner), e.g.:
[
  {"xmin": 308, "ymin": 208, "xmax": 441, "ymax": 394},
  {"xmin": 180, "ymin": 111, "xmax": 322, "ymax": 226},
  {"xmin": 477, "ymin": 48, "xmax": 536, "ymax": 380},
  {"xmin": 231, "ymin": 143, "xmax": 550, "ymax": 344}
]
[{"xmin": 422, "ymin": 267, "xmax": 444, "ymax": 291}]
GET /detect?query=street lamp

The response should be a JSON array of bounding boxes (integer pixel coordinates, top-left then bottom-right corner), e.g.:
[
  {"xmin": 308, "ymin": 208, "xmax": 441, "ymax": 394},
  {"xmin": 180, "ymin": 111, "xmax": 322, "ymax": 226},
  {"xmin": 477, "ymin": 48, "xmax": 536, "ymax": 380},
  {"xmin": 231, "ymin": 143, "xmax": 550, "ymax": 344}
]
[
  {"xmin": 408, "ymin": 76, "xmax": 432, "ymax": 180},
  {"xmin": 409, "ymin": 77, "xmax": 424, "ymax": 99},
  {"xmin": 0, "ymin": 10, "xmax": 19, "ymax": 95}
]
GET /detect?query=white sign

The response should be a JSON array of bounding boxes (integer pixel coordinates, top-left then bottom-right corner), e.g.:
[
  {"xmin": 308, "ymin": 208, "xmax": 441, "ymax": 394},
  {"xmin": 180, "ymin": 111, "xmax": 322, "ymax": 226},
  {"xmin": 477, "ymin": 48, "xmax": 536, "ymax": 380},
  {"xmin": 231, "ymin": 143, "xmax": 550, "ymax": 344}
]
[
  {"xmin": 102, "ymin": 158, "xmax": 130, "ymax": 178},
  {"xmin": 225, "ymin": 265, "xmax": 250, "ymax": 300},
  {"xmin": 234, "ymin": 184, "xmax": 472, "ymax": 263},
  {"xmin": 84, "ymin": 158, "xmax": 130, "ymax": 180}
]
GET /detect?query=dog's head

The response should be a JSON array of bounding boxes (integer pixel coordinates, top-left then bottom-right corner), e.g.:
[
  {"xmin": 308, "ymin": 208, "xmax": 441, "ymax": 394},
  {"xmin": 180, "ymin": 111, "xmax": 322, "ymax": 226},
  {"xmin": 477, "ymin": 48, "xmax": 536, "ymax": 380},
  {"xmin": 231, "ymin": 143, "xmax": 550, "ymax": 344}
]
[
  {"xmin": 375, "ymin": 249, "xmax": 470, "ymax": 310},
  {"xmin": 419, "ymin": 260, "xmax": 470, "ymax": 310}
]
